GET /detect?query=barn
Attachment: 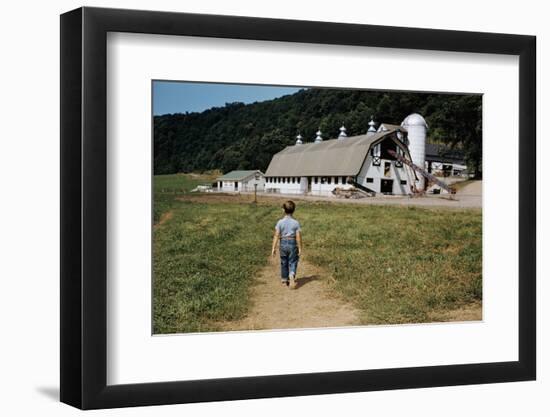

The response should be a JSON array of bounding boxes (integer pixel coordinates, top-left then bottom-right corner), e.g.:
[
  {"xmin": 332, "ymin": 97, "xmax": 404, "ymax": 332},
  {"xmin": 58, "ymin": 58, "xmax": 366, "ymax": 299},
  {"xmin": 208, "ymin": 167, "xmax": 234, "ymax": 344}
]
[
  {"xmin": 264, "ymin": 114, "xmax": 429, "ymax": 196},
  {"xmin": 216, "ymin": 170, "xmax": 266, "ymax": 192}
]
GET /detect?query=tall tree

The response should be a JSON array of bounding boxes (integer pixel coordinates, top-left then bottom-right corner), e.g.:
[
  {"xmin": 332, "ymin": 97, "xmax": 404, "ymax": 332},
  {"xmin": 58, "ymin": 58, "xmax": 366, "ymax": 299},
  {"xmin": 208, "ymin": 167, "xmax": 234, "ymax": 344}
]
[{"xmin": 426, "ymin": 95, "xmax": 483, "ymax": 178}]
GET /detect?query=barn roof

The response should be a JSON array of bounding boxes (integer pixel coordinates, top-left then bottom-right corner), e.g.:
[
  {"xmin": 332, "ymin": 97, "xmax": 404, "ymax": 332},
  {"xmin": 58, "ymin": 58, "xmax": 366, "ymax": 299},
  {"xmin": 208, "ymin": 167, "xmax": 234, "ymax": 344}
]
[
  {"xmin": 425, "ymin": 143, "xmax": 465, "ymax": 164},
  {"xmin": 265, "ymin": 130, "xmax": 403, "ymax": 177},
  {"xmin": 377, "ymin": 123, "xmax": 406, "ymax": 132},
  {"xmin": 216, "ymin": 170, "xmax": 263, "ymax": 181}
]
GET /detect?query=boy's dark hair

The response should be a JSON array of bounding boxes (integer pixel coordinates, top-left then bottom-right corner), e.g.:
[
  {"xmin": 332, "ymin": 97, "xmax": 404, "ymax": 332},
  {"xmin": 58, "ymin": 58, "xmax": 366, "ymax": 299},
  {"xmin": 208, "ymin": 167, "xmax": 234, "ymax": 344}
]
[{"xmin": 283, "ymin": 200, "xmax": 296, "ymax": 214}]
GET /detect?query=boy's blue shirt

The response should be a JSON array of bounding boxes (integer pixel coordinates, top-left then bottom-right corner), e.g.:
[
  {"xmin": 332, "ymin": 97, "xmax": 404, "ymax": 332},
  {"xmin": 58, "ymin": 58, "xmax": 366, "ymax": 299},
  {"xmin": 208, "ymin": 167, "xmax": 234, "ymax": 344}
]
[{"xmin": 275, "ymin": 215, "xmax": 301, "ymax": 238}]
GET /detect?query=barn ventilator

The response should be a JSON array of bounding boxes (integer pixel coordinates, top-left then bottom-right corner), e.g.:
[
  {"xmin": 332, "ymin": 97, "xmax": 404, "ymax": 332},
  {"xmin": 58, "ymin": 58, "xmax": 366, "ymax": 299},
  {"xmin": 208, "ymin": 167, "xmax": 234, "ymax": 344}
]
[{"xmin": 388, "ymin": 150, "xmax": 456, "ymax": 197}]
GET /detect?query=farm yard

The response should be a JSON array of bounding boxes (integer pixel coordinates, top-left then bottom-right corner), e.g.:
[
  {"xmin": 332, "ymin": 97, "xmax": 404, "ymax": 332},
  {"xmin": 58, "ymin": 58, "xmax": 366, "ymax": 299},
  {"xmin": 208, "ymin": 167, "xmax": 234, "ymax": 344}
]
[{"xmin": 153, "ymin": 174, "xmax": 482, "ymax": 334}]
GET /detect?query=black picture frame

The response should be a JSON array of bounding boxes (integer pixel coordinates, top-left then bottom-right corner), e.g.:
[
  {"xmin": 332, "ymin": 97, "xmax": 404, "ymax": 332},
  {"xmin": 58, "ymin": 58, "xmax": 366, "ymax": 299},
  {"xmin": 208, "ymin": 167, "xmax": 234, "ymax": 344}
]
[{"xmin": 60, "ymin": 6, "xmax": 536, "ymax": 410}]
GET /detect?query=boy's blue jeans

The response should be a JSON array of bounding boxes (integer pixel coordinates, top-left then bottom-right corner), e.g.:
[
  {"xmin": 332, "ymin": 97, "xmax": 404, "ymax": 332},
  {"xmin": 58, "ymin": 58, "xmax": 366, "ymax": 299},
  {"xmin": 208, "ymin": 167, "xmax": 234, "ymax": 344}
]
[{"xmin": 279, "ymin": 239, "xmax": 299, "ymax": 281}]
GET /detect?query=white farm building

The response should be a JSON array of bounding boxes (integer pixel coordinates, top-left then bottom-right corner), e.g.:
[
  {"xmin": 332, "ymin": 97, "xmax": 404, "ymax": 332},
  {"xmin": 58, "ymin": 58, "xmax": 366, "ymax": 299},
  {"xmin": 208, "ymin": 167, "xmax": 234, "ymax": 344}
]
[
  {"xmin": 264, "ymin": 114, "xmax": 431, "ymax": 196},
  {"xmin": 425, "ymin": 143, "xmax": 468, "ymax": 177},
  {"xmin": 216, "ymin": 170, "xmax": 265, "ymax": 192}
]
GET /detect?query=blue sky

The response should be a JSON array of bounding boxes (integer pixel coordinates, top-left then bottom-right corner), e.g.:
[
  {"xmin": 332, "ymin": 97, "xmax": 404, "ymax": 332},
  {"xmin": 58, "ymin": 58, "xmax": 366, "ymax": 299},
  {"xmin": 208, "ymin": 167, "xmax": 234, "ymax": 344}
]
[{"xmin": 153, "ymin": 81, "xmax": 302, "ymax": 116}]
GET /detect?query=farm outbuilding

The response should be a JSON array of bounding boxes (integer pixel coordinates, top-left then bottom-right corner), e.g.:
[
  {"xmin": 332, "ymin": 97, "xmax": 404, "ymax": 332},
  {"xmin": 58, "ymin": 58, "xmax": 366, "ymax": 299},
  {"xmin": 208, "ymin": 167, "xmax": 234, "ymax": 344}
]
[
  {"xmin": 425, "ymin": 143, "xmax": 468, "ymax": 177},
  {"xmin": 264, "ymin": 114, "xmax": 428, "ymax": 196},
  {"xmin": 216, "ymin": 170, "xmax": 266, "ymax": 192}
]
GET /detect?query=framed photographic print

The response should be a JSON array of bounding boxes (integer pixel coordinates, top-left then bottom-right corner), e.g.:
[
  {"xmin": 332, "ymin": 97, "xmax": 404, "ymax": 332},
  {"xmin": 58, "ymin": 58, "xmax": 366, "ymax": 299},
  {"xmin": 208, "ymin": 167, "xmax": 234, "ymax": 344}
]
[{"xmin": 60, "ymin": 6, "xmax": 536, "ymax": 409}]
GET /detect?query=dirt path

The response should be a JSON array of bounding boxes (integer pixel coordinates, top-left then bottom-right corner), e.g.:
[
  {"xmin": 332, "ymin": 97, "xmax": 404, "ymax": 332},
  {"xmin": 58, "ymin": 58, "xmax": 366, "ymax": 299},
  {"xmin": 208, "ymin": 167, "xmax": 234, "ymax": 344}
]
[
  {"xmin": 154, "ymin": 210, "xmax": 173, "ymax": 228},
  {"xmin": 180, "ymin": 188, "xmax": 482, "ymax": 209},
  {"xmin": 456, "ymin": 180, "xmax": 482, "ymax": 196},
  {"xmin": 219, "ymin": 256, "xmax": 361, "ymax": 331},
  {"xmin": 428, "ymin": 301, "xmax": 482, "ymax": 322}
]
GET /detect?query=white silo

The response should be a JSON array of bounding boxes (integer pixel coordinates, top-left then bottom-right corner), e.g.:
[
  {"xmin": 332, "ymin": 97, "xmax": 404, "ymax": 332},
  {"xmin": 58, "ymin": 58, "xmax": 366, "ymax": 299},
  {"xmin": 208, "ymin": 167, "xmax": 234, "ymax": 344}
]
[{"xmin": 401, "ymin": 113, "xmax": 428, "ymax": 190}]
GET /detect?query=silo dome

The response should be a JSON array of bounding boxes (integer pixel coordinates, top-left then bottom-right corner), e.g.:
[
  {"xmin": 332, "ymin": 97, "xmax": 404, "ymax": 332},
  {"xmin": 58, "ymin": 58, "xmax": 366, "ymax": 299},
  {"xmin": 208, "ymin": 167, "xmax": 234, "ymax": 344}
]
[
  {"xmin": 401, "ymin": 113, "xmax": 428, "ymax": 128},
  {"xmin": 401, "ymin": 113, "xmax": 428, "ymax": 190}
]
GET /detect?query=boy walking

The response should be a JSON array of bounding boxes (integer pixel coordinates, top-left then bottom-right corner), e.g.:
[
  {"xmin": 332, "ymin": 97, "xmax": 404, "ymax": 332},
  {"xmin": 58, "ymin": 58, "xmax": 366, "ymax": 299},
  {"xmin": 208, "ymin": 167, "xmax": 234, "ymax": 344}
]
[{"xmin": 271, "ymin": 200, "xmax": 302, "ymax": 289}]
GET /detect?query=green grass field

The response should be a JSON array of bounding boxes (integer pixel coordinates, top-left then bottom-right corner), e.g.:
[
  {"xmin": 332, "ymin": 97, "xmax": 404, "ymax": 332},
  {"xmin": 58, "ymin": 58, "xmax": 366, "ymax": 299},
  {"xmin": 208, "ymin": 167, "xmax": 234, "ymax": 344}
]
[
  {"xmin": 154, "ymin": 173, "xmax": 216, "ymax": 222},
  {"xmin": 153, "ymin": 175, "xmax": 482, "ymax": 333}
]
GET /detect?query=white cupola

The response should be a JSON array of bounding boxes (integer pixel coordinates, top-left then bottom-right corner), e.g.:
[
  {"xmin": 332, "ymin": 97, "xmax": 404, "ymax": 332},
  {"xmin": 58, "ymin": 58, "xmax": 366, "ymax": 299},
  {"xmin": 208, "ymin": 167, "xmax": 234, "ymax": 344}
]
[
  {"xmin": 314, "ymin": 129, "xmax": 323, "ymax": 143},
  {"xmin": 295, "ymin": 133, "xmax": 303, "ymax": 145},
  {"xmin": 338, "ymin": 124, "xmax": 347, "ymax": 139},
  {"xmin": 366, "ymin": 117, "xmax": 377, "ymax": 137}
]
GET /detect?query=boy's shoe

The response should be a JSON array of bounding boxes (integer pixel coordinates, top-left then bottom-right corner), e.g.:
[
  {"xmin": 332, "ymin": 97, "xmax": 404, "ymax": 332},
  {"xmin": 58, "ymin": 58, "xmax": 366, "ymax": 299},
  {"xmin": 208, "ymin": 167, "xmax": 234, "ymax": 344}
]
[
  {"xmin": 289, "ymin": 274, "xmax": 297, "ymax": 289},
  {"xmin": 281, "ymin": 280, "xmax": 289, "ymax": 287}
]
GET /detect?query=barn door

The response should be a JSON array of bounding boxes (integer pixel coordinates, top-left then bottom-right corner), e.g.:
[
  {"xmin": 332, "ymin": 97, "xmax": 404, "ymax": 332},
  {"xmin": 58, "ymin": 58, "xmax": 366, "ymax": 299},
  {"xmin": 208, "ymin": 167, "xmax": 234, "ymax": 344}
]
[{"xmin": 380, "ymin": 179, "xmax": 393, "ymax": 194}]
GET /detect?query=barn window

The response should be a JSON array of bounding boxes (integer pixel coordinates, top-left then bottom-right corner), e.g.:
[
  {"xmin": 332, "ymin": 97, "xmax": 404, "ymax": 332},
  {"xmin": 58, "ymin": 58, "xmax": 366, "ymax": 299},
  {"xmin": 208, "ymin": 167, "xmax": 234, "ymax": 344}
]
[
  {"xmin": 342, "ymin": 176, "xmax": 347, "ymax": 184},
  {"xmin": 328, "ymin": 177, "xmax": 332, "ymax": 184},
  {"xmin": 366, "ymin": 177, "xmax": 374, "ymax": 183},
  {"xmin": 384, "ymin": 162, "xmax": 391, "ymax": 177},
  {"xmin": 372, "ymin": 156, "xmax": 381, "ymax": 166},
  {"xmin": 321, "ymin": 177, "xmax": 326, "ymax": 184},
  {"xmin": 314, "ymin": 177, "xmax": 318, "ymax": 184},
  {"xmin": 371, "ymin": 143, "xmax": 381, "ymax": 157},
  {"xmin": 395, "ymin": 148, "xmax": 404, "ymax": 167},
  {"xmin": 400, "ymin": 180, "xmax": 407, "ymax": 185}
]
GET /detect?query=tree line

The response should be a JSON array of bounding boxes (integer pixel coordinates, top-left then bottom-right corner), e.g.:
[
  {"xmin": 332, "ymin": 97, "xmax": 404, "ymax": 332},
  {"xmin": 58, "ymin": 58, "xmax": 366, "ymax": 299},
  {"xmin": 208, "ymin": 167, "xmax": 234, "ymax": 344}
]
[{"xmin": 154, "ymin": 88, "xmax": 482, "ymax": 177}]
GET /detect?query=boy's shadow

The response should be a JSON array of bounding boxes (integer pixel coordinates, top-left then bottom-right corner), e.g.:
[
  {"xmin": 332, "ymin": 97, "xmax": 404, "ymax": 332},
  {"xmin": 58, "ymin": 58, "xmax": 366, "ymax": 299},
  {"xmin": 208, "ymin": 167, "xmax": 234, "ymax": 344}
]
[{"xmin": 295, "ymin": 275, "xmax": 319, "ymax": 289}]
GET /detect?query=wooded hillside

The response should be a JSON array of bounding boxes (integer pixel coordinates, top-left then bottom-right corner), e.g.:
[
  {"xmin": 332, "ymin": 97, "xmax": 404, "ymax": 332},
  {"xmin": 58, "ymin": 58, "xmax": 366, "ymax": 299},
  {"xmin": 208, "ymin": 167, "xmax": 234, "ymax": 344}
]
[{"xmin": 154, "ymin": 88, "xmax": 482, "ymax": 177}]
